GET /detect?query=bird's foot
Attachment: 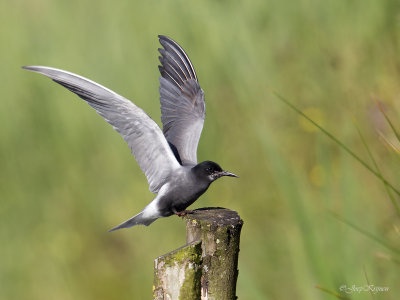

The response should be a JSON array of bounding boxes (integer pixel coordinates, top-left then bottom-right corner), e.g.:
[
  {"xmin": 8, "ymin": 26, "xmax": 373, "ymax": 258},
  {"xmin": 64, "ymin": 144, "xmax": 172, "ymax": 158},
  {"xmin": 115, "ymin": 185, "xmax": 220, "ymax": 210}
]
[{"xmin": 174, "ymin": 210, "xmax": 194, "ymax": 218}]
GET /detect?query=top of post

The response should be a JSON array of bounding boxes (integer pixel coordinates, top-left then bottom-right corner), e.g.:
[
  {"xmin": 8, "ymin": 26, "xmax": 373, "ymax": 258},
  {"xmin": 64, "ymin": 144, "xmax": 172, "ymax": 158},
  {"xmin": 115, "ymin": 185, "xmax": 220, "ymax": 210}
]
[{"xmin": 184, "ymin": 207, "xmax": 243, "ymax": 229}]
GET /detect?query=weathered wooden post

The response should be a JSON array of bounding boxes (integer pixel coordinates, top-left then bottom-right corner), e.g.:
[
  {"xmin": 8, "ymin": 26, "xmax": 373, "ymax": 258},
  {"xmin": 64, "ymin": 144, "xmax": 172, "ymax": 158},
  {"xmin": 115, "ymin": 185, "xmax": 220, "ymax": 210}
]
[
  {"xmin": 153, "ymin": 208, "xmax": 243, "ymax": 300},
  {"xmin": 153, "ymin": 241, "xmax": 203, "ymax": 299}
]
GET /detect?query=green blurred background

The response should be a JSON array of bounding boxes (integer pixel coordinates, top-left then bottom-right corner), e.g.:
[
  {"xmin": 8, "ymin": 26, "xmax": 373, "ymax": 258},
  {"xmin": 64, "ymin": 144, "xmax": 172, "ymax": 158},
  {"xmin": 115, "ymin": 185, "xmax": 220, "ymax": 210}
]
[{"xmin": 1, "ymin": 0, "xmax": 400, "ymax": 299}]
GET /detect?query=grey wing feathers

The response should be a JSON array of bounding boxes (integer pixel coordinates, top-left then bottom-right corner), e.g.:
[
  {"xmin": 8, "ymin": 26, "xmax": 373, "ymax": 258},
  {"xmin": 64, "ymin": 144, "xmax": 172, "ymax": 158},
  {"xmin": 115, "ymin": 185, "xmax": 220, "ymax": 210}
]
[
  {"xmin": 158, "ymin": 35, "xmax": 205, "ymax": 165},
  {"xmin": 23, "ymin": 65, "xmax": 180, "ymax": 193}
]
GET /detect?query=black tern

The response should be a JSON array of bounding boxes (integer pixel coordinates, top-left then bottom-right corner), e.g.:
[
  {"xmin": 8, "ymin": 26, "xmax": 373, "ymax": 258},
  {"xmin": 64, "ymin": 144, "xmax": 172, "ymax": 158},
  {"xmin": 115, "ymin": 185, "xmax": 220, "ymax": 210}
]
[{"xmin": 23, "ymin": 35, "xmax": 238, "ymax": 231}]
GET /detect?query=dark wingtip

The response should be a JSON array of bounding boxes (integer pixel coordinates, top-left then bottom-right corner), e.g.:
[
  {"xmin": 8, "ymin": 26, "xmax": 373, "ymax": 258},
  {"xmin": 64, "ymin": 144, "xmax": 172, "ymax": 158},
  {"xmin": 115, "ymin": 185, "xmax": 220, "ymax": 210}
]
[
  {"xmin": 157, "ymin": 35, "xmax": 198, "ymax": 83},
  {"xmin": 158, "ymin": 34, "xmax": 169, "ymax": 40},
  {"xmin": 158, "ymin": 35, "xmax": 185, "ymax": 47},
  {"xmin": 108, "ymin": 225, "xmax": 122, "ymax": 232},
  {"xmin": 158, "ymin": 35, "xmax": 180, "ymax": 49},
  {"xmin": 22, "ymin": 66, "xmax": 42, "ymax": 73}
]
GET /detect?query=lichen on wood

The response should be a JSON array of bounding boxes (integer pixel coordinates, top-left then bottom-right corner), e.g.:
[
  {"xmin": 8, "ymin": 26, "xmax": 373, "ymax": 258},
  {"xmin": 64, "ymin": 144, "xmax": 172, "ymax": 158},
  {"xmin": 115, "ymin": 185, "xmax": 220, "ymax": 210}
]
[
  {"xmin": 153, "ymin": 208, "xmax": 243, "ymax": 300},
  {"xmin": 153, "ymin": 240, "xmax": 202, "ymax": 300},
  {"xmin": 185, "ymin": 208, "xmax": 243, "ymax": 300}
]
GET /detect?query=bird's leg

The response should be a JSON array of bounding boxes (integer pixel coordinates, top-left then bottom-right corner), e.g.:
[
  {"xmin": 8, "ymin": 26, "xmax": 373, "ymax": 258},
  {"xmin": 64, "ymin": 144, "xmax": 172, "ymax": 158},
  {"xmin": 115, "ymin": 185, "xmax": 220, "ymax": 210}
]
[{"xmin": 173, "ymin": 209, "xmax": 194, "ymax": 218}]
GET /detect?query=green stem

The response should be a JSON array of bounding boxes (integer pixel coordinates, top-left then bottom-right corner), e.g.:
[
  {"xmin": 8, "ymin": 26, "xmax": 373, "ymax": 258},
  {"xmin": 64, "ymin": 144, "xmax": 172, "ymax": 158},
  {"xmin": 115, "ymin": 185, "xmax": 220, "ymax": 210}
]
[
  {"xmin": 315, "ymin": 285, "xmax": 350, "ymax": 300},
  {"xmin": 352, "ymin": 119, "xmax": 400, "ymax": 216},
  {"xmin": 377, "ymin": 102, "xmax": 400, "ymax": 143},
  {"xmin": 273, "ymin": 91, "xmax": 400, "ymax": 199},
  {"xmin": 330, "ymin": 211, "xmax": 400, "ymax": 255}
]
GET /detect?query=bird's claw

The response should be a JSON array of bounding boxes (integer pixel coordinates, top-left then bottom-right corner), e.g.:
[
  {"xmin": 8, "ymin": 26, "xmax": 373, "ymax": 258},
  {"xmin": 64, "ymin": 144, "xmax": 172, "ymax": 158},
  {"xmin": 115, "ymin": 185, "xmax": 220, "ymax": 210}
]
[{"xmin": 174, "ymin": 210, "xmax": 194, "ymax": 218}]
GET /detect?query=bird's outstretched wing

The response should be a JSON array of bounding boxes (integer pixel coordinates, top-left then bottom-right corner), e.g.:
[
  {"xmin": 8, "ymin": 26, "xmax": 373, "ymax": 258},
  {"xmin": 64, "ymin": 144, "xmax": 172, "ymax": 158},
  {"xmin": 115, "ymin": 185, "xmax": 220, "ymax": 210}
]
[
  {"xmin": 158, "ymin": 35, "xmax": 205, "ymax": 166},
  {"xmin": 23, "ymin": 66, "xmax": 181, "ymax": 193}
]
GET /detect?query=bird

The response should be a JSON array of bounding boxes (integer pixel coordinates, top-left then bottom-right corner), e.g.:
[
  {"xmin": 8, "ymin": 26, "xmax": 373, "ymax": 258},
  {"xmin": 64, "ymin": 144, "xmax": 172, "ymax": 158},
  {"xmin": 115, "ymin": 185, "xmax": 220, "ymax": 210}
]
[{"xmin": 23, "ymin": 35, "xmax": 238, "ymax": 231}]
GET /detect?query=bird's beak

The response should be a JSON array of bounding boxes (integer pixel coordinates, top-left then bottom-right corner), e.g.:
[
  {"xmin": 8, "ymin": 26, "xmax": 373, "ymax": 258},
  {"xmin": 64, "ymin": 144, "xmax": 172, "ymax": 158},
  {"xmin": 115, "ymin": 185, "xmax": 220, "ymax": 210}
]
[{"xmin": 219, "ymin": 170, "xmax": 239, "ymax": 178}]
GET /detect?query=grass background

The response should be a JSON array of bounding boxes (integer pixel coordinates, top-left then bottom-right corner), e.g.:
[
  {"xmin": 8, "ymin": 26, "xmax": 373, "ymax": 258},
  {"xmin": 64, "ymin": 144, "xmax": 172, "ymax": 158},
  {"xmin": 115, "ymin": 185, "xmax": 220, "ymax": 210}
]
[{"xmin": 1, "ymin": 0, "xmax": 400, "ymax": 299}]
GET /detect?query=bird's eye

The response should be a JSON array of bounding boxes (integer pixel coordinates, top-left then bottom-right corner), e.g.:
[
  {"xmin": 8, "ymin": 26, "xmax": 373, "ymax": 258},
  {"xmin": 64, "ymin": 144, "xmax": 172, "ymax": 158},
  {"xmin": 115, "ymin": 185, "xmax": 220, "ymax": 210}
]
[{"xmin": 206, "ymin": 167, "xmax": 213, "ymax": 173}]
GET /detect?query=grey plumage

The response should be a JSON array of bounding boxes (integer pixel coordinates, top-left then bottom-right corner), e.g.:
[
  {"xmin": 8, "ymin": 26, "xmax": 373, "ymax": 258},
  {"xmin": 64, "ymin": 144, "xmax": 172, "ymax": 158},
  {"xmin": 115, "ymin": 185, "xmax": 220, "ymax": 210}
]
[
  {"xmin": 158, "ymin": 35, "xmax": 205, "ymax": 166},
  {"xmin": 23, "ymin": 35, "xmax": 237, "ymax": 231},
  {"xmin": 22, "ymin": 65, "xmax": 180, "ymax": 194}
]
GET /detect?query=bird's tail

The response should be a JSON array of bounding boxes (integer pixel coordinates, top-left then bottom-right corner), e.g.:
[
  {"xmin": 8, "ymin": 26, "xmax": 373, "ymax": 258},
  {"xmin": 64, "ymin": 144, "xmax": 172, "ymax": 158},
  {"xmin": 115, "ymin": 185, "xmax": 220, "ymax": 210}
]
[{"xmin": 109, "ymin": 212, "xmax": 157, "ymax": 232}]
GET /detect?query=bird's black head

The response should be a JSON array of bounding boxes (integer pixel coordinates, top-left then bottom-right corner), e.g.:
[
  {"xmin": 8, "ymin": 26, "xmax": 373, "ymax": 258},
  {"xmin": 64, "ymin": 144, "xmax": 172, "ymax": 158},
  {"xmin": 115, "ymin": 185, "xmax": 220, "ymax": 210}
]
[{"xmin": 192, "ymin": 161, "xmax": 238, "ymax": 183}]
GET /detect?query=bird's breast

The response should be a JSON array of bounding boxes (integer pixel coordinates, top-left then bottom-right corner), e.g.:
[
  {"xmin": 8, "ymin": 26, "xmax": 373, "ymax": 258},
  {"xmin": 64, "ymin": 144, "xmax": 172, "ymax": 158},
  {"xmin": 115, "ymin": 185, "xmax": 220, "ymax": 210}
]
[{"xmin": 157, "ymin": 174, "xmax": 210, "ymax": 215}]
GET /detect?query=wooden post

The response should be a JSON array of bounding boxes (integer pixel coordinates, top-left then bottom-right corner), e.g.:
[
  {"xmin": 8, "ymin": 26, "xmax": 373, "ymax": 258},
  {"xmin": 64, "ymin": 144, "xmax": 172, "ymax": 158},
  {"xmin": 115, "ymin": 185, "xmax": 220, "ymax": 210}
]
[
  {"xmin": 186, "ymin": 208, "xmax": 243, "ymax": 300},
  {"xmin": 153, "ymin": 241, "xmax": 203, "ymax": 300},
  {"xmin": 153, "ymin": 208, "xmax": 243, "ymax": 300}
]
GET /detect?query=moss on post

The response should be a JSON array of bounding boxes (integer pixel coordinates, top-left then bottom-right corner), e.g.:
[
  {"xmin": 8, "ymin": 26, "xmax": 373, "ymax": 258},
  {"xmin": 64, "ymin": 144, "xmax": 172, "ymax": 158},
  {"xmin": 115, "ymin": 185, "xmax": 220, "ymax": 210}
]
[
  {"xmin": 153, "ymin": 240, "xmax": 203, "ymax": 300},
  {"xmin": 185, "ymin": 208, "xmax": 243, "ymax": 300},
  {"xmin": 153, "ymin": 208, "xmax": 243, "ymax": 300}
]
